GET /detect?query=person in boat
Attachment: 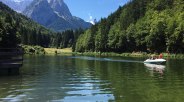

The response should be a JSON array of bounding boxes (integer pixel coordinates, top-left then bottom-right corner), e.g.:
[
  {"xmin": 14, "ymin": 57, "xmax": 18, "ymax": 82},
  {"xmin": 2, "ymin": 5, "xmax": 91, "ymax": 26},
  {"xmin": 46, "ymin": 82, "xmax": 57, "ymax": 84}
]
[
  {"xmin": 150, "ymin": 55, "xmax": 155, "ymax": 60},
  {"xmin": 159, "ymin": 53, "xmax": 163, "ymax": 59}
]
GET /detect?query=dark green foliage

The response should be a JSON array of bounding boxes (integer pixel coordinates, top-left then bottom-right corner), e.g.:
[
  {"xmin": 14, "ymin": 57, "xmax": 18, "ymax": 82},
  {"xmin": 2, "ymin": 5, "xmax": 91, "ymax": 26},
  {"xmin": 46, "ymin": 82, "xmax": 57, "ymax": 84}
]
[
  {"xmin": 51, "ymin": 29, "xmax": 85, "ymax": 49},
  {"xmin": 21, "ymin": 45, "xmax": 45, "ymax": 54},
  {"xmin": 0, "ymin": 13, "xmax": 20, "ymax": 48},
  {"xmin": 0, "ymin": 1, "xmax": 53, "ymax": 48},
  {"xmin": 75, "ymin": 0, "xmax": 184, "ymax": 53},
  {"xmin": 0, "ymin": 2, "xmax": 82, "ymax": 49}
]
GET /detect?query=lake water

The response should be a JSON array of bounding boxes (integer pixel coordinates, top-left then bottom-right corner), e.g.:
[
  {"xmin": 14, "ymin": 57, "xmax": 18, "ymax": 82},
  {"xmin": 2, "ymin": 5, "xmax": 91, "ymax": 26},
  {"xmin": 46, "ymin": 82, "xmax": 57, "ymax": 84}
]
[{"xmin": 0, "ymin": 55, "xmax": 184, "ymax": 102}]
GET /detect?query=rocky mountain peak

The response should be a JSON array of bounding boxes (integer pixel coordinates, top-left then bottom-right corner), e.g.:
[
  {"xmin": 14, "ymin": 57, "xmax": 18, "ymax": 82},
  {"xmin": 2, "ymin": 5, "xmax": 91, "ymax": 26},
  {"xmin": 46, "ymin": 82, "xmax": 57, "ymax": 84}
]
[
  {"xmin": 48, "ymin": 0, "xmax": 72, "ymax": 20},
  {"xmin": 23, "ymin": 0, "xmax": 91, "ymax": 31},
  {"xmin": 0, "ymin": 0, "xmax": 33, "ymax": 12}
]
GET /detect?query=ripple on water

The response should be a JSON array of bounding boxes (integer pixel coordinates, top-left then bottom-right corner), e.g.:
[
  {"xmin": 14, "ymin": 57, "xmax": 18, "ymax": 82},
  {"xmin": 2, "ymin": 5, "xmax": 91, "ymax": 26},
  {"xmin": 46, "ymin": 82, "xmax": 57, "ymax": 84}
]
[
  {"xmin": 51, "ymin": 94, "xmax": 115, "ymax": 102},
  {"xmin": 0, "ymin": 94, "xmax": 28, "ymax": 102},
  {"xmin": 2, "ymin": 56, "xmax": 184, "ymax": 102}
]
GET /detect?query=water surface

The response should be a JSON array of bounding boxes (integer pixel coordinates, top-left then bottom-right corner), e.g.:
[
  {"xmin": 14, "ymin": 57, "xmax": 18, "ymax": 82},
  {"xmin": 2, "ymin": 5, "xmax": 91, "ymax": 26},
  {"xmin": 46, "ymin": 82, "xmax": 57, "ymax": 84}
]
[{"xmin": 0, "ymin": 55, "xmax": 184, "ymax": 102}]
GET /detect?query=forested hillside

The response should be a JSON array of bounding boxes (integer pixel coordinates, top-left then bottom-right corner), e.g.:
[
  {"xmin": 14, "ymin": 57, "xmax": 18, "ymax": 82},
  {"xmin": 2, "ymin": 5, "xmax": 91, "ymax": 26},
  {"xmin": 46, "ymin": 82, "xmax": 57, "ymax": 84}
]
[
  {"xmin": 0, "ymin": 2, "xmax": 82, "ymax": 49},
  {"xmin": 75, "ymin": 0, "xmax": 184, "ymax": 53},
  {"xmin": 0, "ymin": 1, "xmax": 52, "ymax": 48}
]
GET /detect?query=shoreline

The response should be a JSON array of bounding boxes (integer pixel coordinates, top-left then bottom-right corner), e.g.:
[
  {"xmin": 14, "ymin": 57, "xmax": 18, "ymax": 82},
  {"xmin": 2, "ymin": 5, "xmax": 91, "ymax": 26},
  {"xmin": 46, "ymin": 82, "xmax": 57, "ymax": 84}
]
[
  {"xmin": 44, "ymin": 48, "xmax": 184, "ymax": 59},
  {"xmin": 44, "ymin": 48, "xmax": 73, "ymax": 55},
  {"xmin": 74, "ymin": 52, "xmax": 184, "ymax": 59},
  {"xmin": 21, "ymin": 46, "xmax": 184, "ymax": 59}
]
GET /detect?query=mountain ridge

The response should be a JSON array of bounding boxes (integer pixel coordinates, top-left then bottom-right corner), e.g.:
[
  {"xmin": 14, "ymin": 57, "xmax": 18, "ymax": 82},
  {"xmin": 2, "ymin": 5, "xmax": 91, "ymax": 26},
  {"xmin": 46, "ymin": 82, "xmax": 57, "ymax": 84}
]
[
  {"xmin": 23, "ymin": 0, "xmax": 91, "ymax": 31},
  {"xmin": 0, "ymin": 0, "xmax": 33, "ymax": 12}
]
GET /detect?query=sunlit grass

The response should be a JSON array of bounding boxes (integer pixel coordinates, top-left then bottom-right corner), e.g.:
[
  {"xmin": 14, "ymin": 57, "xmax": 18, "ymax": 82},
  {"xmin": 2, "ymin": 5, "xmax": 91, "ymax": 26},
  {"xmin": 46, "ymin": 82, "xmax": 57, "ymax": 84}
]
[{"xmin": 44, "ymin": 48, "xmax": 72, "ymax": 54}]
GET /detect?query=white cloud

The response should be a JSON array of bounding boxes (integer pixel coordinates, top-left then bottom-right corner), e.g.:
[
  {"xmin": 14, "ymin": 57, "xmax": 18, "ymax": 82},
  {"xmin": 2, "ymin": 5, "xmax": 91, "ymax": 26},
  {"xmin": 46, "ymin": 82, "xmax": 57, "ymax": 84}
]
[
  {"xmin": 90, "ymin": 16, "xmax": 93, "ymax": 20},
  {"xmin": 87, "ymin": 14, "xmax": 95, "ymax": 25}
]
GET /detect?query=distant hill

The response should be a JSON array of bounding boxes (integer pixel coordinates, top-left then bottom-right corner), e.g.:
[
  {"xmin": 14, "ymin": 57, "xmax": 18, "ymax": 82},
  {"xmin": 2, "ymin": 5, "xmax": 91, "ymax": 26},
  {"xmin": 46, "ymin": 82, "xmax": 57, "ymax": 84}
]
[
  {"xmin": 75, "ymin": 0, "xmax": 184, "ymax": 53},
  {"xmin": 23, "ymin": 0, "xmax": 91, "ymax": 31}
]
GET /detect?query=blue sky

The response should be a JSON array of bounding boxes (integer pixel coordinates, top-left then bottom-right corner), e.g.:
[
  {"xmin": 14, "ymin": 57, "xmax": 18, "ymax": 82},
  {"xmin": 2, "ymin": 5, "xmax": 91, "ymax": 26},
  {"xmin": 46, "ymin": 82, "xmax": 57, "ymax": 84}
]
[{"xmin": 63, "ymin": 0, "xmax": 129, "ymax": 22}]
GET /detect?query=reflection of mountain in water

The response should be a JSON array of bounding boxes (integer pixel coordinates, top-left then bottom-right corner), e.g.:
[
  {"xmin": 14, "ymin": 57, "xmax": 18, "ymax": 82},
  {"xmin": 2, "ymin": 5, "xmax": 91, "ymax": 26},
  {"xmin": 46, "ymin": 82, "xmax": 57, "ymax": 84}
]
[{"xmin": 144, "ymin": 63, "xmax": 166, "ymax": 75}]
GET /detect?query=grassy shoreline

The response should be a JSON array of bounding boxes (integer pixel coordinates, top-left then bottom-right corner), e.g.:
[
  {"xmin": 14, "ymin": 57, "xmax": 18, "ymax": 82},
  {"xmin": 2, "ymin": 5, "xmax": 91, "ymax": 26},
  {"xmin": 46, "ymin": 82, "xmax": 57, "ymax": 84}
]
[
  {"xmin": 75, "ymin": 52, "xmax": 184, "ymax": 59},
  {"xmin": 44, "ymin": 48, "xmax": 73, "ymax": 55},
  {"xmin": 21, "ymin": 46, "xmax": 184, "ymax": 59},
  {"xmin": 44, "ymin": 48, "xmax": 184, "ymax": 59}
]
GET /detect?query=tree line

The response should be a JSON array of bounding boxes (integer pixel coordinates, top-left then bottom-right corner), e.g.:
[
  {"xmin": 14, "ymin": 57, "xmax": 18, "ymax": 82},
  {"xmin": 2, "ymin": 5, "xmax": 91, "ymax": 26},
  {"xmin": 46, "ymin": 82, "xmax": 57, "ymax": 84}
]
[
  {"xmin": 75, "ymin": 0, "xmax": 184, "ymax": 53},
  {"xmin": 1, "ymin": 0, "xmax": 184, "ymax": 54},
  {"xmin": 0, "ymin": 2, "xmax": 84, "ymax": 49}
]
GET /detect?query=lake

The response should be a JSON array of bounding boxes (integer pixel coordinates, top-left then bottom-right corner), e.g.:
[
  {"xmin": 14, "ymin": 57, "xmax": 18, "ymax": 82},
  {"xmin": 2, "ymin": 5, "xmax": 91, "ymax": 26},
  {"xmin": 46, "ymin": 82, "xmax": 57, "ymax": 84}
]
[{"xmin": 0, "ymin": 55, "xmax": 184, "ymax": 102}]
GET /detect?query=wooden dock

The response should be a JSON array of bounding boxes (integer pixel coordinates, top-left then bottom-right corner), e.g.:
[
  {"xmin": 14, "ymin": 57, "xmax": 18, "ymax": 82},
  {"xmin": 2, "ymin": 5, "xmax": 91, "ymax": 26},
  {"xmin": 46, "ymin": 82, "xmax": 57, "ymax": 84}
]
[{"xmin": 0, "ymin": 48, "xmax": 23, "ymax": 75}]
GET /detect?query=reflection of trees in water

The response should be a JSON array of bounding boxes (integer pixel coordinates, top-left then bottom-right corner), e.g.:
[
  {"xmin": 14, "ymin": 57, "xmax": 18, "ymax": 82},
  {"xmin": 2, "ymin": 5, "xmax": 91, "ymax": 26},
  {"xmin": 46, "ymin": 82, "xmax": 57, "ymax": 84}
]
[
  {"xmin": 88, "ymin": 59, "xmax": 184, "ymax": 102},
  {"xmin": 73, "ymin": 58, "xmax": 115, "ymax": 101},
  {"xmin": 1, "ymin": 56, "xmax": 184, "ymax": 102},
  {"xmin": 0, "ymin": 76, "xmax": 23, "ymax": 99}
]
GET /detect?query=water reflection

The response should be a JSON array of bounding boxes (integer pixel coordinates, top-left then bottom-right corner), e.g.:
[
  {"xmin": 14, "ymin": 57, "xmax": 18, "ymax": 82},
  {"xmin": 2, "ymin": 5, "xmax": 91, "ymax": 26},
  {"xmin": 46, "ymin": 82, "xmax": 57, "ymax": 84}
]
[
  {"xmin": 1, "ymin": 56, "xmax": 184, "ymax": 102},
  {"xmin": 0, "ymin": 55, "xmax": 115, "ymax": 102},
  {"xmin": 144, "ymin": 63, "xmax": 166, "ymax": 76}
]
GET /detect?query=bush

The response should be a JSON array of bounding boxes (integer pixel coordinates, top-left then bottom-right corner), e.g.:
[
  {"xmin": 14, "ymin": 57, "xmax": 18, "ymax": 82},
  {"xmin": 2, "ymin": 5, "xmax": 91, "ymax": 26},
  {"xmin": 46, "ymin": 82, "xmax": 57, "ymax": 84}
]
[{"xmin": 20, "ymin": 45, "xmax": 45, "ymax": 54}]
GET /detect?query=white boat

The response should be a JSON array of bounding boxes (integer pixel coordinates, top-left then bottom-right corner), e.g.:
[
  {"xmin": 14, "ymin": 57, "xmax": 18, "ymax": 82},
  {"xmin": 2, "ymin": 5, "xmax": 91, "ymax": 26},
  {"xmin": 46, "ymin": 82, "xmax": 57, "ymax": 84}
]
[{"xmin": 144, "ymin": 58, "xmax": 166, "ymax": 64}]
